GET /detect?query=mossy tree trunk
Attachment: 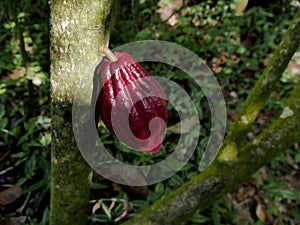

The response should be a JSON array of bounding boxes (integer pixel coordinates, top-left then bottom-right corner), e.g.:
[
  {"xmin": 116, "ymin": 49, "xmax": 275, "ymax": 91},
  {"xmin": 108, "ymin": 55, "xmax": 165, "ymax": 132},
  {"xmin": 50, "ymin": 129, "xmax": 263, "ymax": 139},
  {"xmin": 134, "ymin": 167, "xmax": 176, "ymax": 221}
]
[
  {"xmin": 50, "ymin": 0, "xmax": 113, "ymax": 224},
  {"xmin": 121, "ymin": 7, "xmax": 300, "ymax": 225}
]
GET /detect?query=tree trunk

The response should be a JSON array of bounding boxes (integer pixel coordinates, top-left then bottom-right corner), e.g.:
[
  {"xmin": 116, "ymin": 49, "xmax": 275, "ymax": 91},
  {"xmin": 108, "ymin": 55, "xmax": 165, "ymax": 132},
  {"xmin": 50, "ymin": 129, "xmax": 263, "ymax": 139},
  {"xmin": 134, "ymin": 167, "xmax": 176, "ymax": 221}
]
[
  {"xmin": 50, "ymin": 0, "xmax": 113, "ymax": 224},
  {"xmin": 121, "ymin": 7, "xmax": 300, "ymax": 225}
]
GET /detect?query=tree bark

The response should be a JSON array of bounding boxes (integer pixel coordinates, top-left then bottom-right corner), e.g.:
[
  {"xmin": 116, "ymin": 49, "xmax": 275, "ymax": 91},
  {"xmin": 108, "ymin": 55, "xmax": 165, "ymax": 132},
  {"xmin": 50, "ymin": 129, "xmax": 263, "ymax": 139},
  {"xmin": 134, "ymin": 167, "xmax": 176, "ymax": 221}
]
[
  {"xmin": 50, "ymin": 0, "xmax": 113, "ymax": 224},
  {"xmin": 221, "ymin": 7, "xmax": 300, "ymax": 152},
  {"xmin": 121, "ymin": 7, "xmax": 300, "ymax": 225},
  {"xmin": 122, "ymin": 84, "xmax": 300, "ymax": 225}
]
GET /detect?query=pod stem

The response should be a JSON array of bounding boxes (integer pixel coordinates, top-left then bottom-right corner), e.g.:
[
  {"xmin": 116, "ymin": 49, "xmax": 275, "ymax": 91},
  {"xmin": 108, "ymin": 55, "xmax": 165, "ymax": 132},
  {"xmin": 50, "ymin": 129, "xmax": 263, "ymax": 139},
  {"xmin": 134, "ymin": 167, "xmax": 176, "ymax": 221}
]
[{"xmin": 101, "ymin": 45, "xmax": 118, "ymax": 62}]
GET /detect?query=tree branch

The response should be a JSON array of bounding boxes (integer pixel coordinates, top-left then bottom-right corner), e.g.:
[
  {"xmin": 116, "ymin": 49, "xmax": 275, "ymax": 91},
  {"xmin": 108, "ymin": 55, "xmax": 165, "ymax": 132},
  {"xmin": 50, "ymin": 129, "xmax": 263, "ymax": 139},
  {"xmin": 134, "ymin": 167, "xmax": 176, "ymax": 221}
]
[
  {"xmin": 121, "ymin": 7, "xmax": 300, "ymax": 225},
  {"xmin": 121, "ymin": 83, "xmax": 300, "ymax": 225},
  {"xmin": 221, "ymin": 7, "xmax": 300, "ymax": 154}
]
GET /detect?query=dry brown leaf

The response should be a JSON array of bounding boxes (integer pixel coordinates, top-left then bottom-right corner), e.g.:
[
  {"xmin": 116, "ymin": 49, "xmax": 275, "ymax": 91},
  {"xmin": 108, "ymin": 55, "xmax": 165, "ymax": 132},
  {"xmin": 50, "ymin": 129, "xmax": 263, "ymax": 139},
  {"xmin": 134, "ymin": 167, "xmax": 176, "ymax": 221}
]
[
  {"xmin": 211, "ymin": 19, "xmax": 219, "ymax": 26},
  {"xmin": 263, "ymin": 54, "xmax": 273, "ymax": 66},
  {"xmin": 235, "ymin": 0, "xmax": 249, "ymax": 16},
  {"xmin": 256, "ymin": 203, "xmax": 265, "ymax": 222},
  {"xmin": 108, "ymin": 199, "xmax": 116, "ymax": 212},
  {"xmin": 115, "ymin": 200, "xmax": 129, "ymax": 222},
  {"xmin": 236, "ymin": 207, "xmax": 253, "ymax": 224},
  {"xmin": 212, "ymin": 57, "xmax": 221, "ymax": 65},
  {"xmin": 0, "ymin": 216, "xmax": 27, "ymax": 225},
  {"xmin": 167, "ymin": 14, "xmax": 179, "ymax": 26},
  {"xmin": 157, "ymin": 0, "xmax": 183, "ymax": 26},
  {"xmin": 1, "ymin": 69, "xmax": 25, "ymax": 83},
  {"xmin": 288, "ymin": 60, "xmax": 300, "ymax": 74},
  {"xmin": 212, "ymin": 66, "xmax": 223, "ymax": 74},
  {"xmin": 253, "ymin": 194, "xmax": 261, "ymax": 203},
  {"xmin": 247, "ymin": 187, "xmax": 256, "ymax": 197},
  {"xmin": 92, "ymin": 202, "xmax": 101, "ymax": 213},
  {"xmin": 231, "ymin": 54, "xmax": 241, "ymax": 64},
  {"xmin": 237, "ymin": 187, "xmax": 247, "ymax": 201},
  {"xmin": 192, "ymin": 15, "xmax": 200, "ymax": 27},
  {"xmin": 258, "ymin": 168, "xmax": 268, "ymax": 181},
  {"xmin": 220, "ymin": 52, "xmax": 228, "ymax": 64},
  {"xmin": 286, "ymin": 154, "xmax": 295, "ymax": 167},
  {"xmin": 0, "ymin": 186, "xmax": 22, "ymax": 206}
]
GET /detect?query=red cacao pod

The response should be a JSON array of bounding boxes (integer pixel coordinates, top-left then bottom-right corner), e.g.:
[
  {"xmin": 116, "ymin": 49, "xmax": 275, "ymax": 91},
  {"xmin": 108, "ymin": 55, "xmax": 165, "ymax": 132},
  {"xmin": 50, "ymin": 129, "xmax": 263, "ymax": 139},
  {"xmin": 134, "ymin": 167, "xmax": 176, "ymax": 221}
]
[{"xmin": 96, "ymin": 51, "xmax": 167, "ymax": 153}]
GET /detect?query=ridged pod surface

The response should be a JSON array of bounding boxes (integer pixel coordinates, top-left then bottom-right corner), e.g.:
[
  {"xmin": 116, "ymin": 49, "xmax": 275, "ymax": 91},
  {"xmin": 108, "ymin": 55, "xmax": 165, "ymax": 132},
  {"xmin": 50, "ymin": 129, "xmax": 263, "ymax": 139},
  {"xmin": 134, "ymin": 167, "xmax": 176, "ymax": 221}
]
[{"xmin": 96, "ymin": 51, "xmax": 167, "ymax": 153}]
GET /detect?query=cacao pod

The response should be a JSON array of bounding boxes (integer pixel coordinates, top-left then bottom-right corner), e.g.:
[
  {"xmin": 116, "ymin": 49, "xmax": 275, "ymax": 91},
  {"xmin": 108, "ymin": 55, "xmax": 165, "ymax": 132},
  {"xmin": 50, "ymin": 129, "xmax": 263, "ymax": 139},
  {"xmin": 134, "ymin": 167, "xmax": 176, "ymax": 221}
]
[{"xmin": 96, "ymin": 51, "xmax": 167, "ymax": 153}]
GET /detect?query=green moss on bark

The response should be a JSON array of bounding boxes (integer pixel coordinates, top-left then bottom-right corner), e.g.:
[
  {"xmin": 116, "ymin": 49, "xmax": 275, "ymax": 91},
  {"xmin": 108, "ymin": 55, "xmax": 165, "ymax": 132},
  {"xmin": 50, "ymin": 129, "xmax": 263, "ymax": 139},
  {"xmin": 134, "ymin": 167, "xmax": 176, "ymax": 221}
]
[
  {"xmin": 50, "ymin": 0, "xmax": 113, "ymax": 224},
  {"xmin": 121, "ymin": 8, "xmax": 300, "ymax": 225},
  {"xmin": 218, "ymin": 7, "xmax": 300, "ymax": 164},
  {"xmin": 121, "ymin": 83, "xmax": 300, "ymax": 225}
]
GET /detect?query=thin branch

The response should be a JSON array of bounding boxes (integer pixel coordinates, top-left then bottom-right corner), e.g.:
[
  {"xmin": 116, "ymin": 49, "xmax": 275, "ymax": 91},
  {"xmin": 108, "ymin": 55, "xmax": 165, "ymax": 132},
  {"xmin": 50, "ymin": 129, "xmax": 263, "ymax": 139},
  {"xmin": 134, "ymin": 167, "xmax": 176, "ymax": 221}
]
[
  {"xmin": 5, "ymin": 0, "xmax": 34, "ymax": 116},
  {"xmin": 5, "ymin": 0, "xmax": 29, "ymax": 66},
  {"xmin": 220, "ymin": 7, "xmax": 300, "ymax": 154},
  {"xmin": 120, "ymin": 7, "xmax": 300, "ymax": 225},
  {"xmin": 121, "ymin": 83, "xmax": 300, "ymax": 225}
]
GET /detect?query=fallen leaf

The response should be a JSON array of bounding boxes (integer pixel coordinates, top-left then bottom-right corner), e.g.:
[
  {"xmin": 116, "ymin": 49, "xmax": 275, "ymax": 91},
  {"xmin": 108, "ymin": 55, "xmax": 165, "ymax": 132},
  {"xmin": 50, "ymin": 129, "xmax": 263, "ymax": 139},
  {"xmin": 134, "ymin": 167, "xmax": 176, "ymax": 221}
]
[
  {"xmin": 167, "ymin": 14, "xmax": 179, "ymax": 26},
  {"xmin": 114, "ymin": 200, "xmax": 129, "ymax": 222},
  {"xmin": 108, "ymin": 199, "xmax": 116, "ymax": 212},
  {"xmin": 236, "ymin": 207, "xmax": 253, "ymax": 224},
  {"xmin": 286, "ymin": 154, "xmax": 296, "ymax": 168},
  {"xmin": 247, "ymin": 187, "xmax": 256, "ymax": 197},
  {"xmin": 237, "ymin": 186, "xmax": 247, "ymax": 201},
  {"xmin": 0, "ymin": 69, "xmax": 25, "ymax": 83},
  {"xmin": 92, "ymin": 202, "xmax": 101, "ymax": 213},
  {"xmin": 212, "ymin": 65, "xmax": 223, "ymax": 74},
  {"xmin": 157, "ymin": 0, "xmax": 183, "ymax": 26},
  {"xmin": 0, "ymin": 186, "xmax": 22, "ymax": 206},
  {"xmin": 288, "ymin": 51, "xmax": 300, "ymax": 75},
  {"xmin": 220, "ymin": 52, "xmax": 228, "ymax": 64},
  {"xmin": 253, "ymin": 194, "xmax": 261, "ymax": 203},
  {"xmin": 256, "ymin": 203, "xmax": 265, "ymax": 222},
  {"xmin": 0, "ymin": 216, "xmax": 27, "ymax": 225},
  {"xmin": 235, "ymin": 0, "xmax": 249, "ymax": 16},
  {"xmin": 231, "ymin": 54, "xmax": 241, "ymax": 64},
  {"xmin": 263, "ymin": 54, "xmax": 273, "ymax": 66},
  {"xmin": 258, "ymin": 168, "xmax": 268, "ymax": 181}
]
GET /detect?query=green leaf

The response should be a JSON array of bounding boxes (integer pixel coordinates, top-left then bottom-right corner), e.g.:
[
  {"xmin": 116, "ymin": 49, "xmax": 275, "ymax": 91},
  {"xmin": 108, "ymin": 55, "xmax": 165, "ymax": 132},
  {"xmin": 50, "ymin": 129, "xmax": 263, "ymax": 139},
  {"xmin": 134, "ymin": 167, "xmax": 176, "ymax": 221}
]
[
  {"xmin": 0, "ymin": 88, "xmax": 7, "ymax": 95},
  {"xmin": 11, "ymin": 151, "xmax": 27, "ymax": 158},
  {"xmin": 169, "ymin": 174, "xmax": 184, "ymax": 186},
  {"xmin": 155, "ymin": 182, "xmax": 165, "ymax": 193},
  {"xmin": 40, "ymin": 133, "xmax": 51, "ymax": 146},
  {"xmin": 17, "ymin": 12, "xmax": 27, "ymax": 19},
  {"xmin": 131, "ymin": 200, "xmax": 149, "ymax": 210},
  {"xmin": 23, "ymin": 178, "xmax": 48, "ymax": 193},
  {"xmin": 295, "ymin": 154, "xmax": 300, "ymax": 163},
  {"xmin": 0, "ymin": 117, "xmax": 9, "ymax": 130},
  {"xmin": 100, "ymin": 201, "xmax": 112, "ymax": 221},
  {"xmin": 0, "ymin": 105, "xmax": 5, "ymax": 119},
  {"xmin": 279, "ymin": 189, "xmax": 299, "ymax": 200},
  {"xmin": 190, "ymin": 213, "xmax": 211, "ymax": 223}
]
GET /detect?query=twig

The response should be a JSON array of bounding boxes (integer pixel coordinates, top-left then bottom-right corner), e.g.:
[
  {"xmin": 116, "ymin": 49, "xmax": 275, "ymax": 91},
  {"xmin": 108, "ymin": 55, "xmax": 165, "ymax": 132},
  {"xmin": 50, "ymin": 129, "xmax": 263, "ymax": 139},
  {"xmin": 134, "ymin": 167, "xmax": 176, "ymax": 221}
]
[
  {"xmin": 131, "ymin": 0, "xmax": 140, "ymax": 33},
  {"xmin": 5, "ymin": 0, "xmax": 34, "ymax": 117}
]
